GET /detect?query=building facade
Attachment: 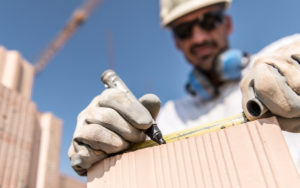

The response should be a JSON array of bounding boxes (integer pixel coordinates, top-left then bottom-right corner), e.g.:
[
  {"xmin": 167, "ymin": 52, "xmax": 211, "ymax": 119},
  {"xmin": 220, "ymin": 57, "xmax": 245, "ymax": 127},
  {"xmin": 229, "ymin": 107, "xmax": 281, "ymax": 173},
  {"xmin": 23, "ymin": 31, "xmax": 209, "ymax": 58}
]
[{"xmin": 0, "ymin": 46, "xmax": 85, "ymax": 188}]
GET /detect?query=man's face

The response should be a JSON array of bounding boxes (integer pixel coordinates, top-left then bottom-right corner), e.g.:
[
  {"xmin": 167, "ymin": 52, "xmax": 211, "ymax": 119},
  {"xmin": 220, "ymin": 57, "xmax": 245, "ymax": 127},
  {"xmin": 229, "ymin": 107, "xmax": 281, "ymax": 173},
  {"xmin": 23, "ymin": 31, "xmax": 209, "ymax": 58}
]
[{"xmin": 171, "ymin": 5, "xmax": 233, "ymax": 71}]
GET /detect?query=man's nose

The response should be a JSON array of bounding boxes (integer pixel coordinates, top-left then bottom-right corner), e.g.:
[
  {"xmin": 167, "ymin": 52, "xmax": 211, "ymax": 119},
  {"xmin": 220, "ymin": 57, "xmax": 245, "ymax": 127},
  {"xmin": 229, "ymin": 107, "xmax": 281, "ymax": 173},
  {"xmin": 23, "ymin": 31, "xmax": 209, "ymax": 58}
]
[{"xmin": 190, "ymin": 25, "xmax": 210, "ymax": 42}]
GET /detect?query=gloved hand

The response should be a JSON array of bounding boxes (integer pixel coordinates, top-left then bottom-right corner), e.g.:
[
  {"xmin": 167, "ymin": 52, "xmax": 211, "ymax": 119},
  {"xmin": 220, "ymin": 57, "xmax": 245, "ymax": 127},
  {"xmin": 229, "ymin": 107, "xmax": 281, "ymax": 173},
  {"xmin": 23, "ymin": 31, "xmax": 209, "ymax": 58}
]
[
  {"xmin": 240, "ymin": 38, "xmax": 300, "ymax": 132},
  {"xmin": 68, "ymin": 88, "xmax": 161, "ymax": 176}
]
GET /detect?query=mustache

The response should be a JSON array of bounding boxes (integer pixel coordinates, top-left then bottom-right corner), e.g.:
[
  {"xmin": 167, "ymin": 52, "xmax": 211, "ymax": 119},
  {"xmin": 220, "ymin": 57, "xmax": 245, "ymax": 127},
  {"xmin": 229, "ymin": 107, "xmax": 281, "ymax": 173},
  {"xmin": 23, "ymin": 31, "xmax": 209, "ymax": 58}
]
[{"xmin": 190, "ymin": 40, "xmax": 218, "ymax": 54}]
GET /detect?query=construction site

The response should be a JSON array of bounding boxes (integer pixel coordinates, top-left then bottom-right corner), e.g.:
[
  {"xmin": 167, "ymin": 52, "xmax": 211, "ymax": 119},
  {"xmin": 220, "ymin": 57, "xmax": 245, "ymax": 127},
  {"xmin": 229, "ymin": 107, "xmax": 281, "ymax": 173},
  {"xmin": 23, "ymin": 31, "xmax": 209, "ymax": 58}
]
[{"xmin": 1, "ymin": 0, "xmax": 300, "ymax": 188}]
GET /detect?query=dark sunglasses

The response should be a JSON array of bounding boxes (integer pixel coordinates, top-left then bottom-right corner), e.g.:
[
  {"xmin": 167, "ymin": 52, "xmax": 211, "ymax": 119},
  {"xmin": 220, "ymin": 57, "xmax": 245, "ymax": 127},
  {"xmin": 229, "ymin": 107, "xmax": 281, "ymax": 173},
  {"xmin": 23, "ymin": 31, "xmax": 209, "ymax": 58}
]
[{"xmin": 172, "ymin": 10, "xmax": 225, "ymax": 40}]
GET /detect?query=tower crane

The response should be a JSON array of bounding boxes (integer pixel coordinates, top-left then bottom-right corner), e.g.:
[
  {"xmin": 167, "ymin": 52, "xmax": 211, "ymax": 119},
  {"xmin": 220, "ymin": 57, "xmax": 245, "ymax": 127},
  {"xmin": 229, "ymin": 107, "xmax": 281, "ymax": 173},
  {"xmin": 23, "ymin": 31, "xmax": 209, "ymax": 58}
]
[{"xmin": 34, "ymin": 0, "xmax": 102, "ymax": 75}]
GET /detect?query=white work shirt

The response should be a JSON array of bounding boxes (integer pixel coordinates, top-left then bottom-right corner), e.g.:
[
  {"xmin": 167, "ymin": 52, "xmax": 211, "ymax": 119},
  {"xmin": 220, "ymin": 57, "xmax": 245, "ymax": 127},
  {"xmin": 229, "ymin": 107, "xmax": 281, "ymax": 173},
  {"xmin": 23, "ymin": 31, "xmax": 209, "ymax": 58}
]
[
  {"xmin": 157, "ymin": 80, "xmax": 242, "ymax": 135},
  {"xmin": 157, "ymin": 34, "xmax": 300, "ymax": 173}
]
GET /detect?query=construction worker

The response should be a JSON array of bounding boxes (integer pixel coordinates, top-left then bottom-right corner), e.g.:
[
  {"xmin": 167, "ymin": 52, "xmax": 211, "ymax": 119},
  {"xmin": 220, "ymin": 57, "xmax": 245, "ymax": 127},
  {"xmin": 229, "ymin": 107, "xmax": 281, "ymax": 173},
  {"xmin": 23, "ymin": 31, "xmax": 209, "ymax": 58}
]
[{"xmin": 68, "ymin": 0, "xmax": 300, "ymax": 176}]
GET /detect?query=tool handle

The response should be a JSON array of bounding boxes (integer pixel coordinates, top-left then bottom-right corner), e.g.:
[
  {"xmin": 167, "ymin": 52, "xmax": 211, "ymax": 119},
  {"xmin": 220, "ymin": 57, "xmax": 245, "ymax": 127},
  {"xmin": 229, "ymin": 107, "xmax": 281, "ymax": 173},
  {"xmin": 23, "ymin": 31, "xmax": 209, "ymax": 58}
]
[
  {"xmin": 101, "ymin": 69, "xmax": 136, "ymax": 101},
  {"xmin": 101, "ymin": 69, "xmax": 165, "ymax": 144}
]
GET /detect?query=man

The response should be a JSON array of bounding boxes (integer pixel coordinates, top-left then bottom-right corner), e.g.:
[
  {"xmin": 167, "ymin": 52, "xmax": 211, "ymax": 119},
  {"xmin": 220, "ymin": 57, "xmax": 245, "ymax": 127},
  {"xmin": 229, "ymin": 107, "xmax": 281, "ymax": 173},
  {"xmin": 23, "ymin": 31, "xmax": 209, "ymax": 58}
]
[{"xmin": 68, "ymin": 0, "xmax": 300, "ymax": 176}]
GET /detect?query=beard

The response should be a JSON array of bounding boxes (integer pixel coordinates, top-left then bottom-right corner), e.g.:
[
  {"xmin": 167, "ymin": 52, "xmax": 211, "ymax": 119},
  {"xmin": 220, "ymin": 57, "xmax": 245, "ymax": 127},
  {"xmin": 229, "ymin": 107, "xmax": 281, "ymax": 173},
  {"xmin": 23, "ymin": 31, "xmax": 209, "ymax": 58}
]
[
  {"xmin": 187, "ymin": 41, "xmax": 217, "ymax": 71},
  {"xmin": 189, "ymin": 55, "xmax": 215, "ymax": 71},
  {"xmin": 187, "ymin": 40, "xmax": 222, "ymax": 71}
]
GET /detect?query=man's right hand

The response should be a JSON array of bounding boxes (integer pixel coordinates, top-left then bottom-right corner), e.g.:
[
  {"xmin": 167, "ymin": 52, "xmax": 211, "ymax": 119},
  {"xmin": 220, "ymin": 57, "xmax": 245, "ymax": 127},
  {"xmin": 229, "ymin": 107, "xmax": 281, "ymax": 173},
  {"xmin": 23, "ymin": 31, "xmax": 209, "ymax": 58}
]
[{"xmin": 68, "ymin": 88, "xmax": 161, "ymax": 176}]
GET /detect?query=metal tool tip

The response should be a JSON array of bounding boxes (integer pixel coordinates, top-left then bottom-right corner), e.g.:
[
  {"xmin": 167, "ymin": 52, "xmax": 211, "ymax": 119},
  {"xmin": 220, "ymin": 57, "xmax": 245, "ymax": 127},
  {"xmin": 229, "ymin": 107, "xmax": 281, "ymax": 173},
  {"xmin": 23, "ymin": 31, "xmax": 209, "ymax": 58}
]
[{"xmin": 159, "ymin": 138, "xmax": 166, "ymax": 144}]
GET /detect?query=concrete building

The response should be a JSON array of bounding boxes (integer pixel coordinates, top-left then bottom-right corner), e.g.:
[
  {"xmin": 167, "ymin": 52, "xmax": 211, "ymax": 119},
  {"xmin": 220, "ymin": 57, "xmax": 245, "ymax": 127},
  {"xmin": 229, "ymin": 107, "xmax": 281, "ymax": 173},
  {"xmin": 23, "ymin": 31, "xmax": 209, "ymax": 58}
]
[{"xmin": 0, "ymin": 46, "xmax": 85, "ymax": 188}]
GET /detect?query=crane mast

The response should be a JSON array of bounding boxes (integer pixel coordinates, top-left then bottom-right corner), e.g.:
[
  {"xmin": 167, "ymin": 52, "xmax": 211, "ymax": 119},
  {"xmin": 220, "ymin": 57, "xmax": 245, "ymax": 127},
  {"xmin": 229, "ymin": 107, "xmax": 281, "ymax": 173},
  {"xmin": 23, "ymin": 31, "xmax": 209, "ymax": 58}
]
[{"xmin": 34, "ymin": 0, "xmax": 102, "ymax": 75}]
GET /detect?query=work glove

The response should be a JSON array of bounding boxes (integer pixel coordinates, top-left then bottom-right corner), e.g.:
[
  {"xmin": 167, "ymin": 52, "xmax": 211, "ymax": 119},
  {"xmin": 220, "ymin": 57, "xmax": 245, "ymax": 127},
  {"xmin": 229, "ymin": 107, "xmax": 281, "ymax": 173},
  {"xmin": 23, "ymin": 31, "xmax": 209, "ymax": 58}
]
[
  {"xmin": 68, "ymin": 88, "xmax": 161, "ymax": 176},
  {"xmin": 240, "ymin": 38, "xmax": 300, "ymax": 132}
]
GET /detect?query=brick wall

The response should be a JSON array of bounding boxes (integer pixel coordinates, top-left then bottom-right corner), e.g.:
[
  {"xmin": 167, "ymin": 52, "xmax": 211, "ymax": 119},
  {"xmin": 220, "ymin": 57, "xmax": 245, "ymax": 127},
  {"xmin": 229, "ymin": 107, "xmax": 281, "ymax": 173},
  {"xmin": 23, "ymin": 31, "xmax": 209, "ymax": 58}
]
[
  {"xmin": 87, "ymin": 118, "xmax": 300, "ymax": 188},
  {"xmin": 0, "ymin": 84, "xmax": 39, "ymax": 187}
]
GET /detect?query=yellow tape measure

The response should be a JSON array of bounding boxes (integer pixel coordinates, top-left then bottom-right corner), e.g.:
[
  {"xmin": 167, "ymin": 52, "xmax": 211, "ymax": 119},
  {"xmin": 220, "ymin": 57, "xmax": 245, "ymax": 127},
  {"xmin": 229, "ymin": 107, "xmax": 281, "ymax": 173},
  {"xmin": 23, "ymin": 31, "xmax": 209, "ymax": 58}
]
[{"xmin": 130, "ymin": 113, "xmax": 248, "ymax": 151}]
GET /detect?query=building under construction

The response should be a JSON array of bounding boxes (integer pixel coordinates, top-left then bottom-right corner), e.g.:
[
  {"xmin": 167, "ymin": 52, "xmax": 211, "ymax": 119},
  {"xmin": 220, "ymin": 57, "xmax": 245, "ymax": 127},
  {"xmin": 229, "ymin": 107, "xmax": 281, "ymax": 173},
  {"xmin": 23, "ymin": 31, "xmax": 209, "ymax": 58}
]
[
  {"xmin": 0, "ymin": 46, "xmax": 85, "ymax": 188},
  {"xmin": 0, "ymin": 1, "xmax": 103, "ymax": 187}
]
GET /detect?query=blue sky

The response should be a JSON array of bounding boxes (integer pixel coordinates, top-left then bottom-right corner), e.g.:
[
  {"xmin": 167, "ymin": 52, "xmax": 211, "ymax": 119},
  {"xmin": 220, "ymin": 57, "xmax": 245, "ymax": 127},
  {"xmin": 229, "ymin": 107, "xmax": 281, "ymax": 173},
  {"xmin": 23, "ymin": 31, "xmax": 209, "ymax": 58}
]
[{"xmin": 0, "ymin": 0, "xmax": 299, "ymax": 180}]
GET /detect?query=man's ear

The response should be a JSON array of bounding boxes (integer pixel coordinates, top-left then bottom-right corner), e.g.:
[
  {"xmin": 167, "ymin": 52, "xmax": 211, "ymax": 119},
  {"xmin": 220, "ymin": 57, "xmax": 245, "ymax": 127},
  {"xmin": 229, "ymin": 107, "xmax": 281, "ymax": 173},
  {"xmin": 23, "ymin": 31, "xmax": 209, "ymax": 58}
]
[{"xmin": 225, "ymin": 15, "xmax": 233, "ymax": 35}]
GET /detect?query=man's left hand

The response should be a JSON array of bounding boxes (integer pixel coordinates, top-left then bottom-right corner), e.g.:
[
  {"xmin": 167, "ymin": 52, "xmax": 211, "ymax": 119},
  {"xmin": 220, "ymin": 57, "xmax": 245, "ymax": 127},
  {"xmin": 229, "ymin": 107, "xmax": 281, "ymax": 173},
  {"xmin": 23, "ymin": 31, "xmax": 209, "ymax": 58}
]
[{"xmin": 240, "ymin": 39, "xmax": 300, "ymax": 132}]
